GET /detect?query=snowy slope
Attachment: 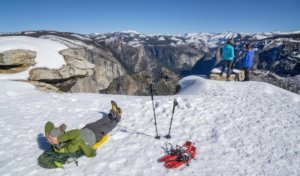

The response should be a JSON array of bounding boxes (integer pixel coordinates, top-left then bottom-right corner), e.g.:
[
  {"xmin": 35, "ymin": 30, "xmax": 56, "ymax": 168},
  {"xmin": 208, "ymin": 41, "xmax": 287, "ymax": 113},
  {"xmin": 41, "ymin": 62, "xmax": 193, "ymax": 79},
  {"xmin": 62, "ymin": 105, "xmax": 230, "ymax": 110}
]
[
  {"xmin": 0, "ymin": 76, "xmax": 299, "ymax": 176},
  {"xmin": 0, "ymin": 36, "xmax": 67, "ymax": 80}
]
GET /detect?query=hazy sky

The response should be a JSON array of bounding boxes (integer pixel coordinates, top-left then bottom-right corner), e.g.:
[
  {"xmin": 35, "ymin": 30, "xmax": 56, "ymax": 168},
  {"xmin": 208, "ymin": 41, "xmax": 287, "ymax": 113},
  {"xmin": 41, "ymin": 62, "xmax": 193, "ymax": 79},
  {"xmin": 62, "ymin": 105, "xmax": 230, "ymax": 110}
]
[{"xmin": 1, "ymin": 0, "xmax": 299, "ymax": 34}]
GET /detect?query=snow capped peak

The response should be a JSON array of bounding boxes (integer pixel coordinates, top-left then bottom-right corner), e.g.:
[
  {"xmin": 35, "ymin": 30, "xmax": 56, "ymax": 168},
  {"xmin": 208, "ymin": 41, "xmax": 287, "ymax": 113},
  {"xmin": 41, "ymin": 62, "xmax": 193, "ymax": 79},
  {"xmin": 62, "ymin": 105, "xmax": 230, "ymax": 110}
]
[
  {"xmin": 120, "ymin": 30, "xmax": 140, "ymax": 34},
  {"xmin": 219, "ymin": 31, "xmax": 238, "ymax": 39}
]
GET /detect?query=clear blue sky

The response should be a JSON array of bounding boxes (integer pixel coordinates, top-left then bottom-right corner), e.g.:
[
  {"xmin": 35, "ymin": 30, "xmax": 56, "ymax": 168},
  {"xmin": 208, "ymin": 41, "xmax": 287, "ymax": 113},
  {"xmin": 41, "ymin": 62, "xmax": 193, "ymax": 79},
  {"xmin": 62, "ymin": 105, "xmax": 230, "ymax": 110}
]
[{"xmin": 1, "ymin": 0, "xmax": 299, "ymax": 34}]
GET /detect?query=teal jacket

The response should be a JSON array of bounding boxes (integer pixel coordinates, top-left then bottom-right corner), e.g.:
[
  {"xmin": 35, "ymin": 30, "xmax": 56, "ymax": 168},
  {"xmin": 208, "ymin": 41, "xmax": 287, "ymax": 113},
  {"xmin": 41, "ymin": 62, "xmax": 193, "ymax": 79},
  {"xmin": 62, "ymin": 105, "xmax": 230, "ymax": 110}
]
[{"xmin": 222, "ymin": 44, "xmax": 235, "ymax": 60}]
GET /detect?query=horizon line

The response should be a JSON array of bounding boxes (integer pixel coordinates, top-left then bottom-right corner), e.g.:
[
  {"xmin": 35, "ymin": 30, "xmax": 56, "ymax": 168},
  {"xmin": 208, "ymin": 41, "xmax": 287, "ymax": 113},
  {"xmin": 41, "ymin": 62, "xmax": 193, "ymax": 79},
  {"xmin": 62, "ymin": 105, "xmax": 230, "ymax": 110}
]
[{"xmin": 1, "ymin": 29, "xmax": 300, "ymax": 36}]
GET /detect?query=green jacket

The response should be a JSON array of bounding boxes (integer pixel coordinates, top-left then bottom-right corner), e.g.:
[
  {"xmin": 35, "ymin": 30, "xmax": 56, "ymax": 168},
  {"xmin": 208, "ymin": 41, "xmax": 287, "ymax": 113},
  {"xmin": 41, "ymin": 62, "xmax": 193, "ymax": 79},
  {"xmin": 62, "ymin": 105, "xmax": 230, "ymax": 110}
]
[
  {"xmin": 44, "ymin": 121, "xmax": 95, "ymax": 157},
  {"xmin": 55, "ymin": 129, "xmax": 96, "ymax": 157}
]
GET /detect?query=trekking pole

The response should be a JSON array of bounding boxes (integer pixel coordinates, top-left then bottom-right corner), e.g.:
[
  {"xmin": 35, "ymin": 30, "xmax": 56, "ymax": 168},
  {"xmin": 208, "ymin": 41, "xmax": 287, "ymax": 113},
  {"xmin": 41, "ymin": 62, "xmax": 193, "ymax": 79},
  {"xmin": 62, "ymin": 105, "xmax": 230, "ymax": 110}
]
[
  {"xmin": 165, "ymin": 99, "xmax": 179, "ymax": 139},
  {"xmin": 149, "ymin": 83, "xmax": 160, "ymax": 139}
]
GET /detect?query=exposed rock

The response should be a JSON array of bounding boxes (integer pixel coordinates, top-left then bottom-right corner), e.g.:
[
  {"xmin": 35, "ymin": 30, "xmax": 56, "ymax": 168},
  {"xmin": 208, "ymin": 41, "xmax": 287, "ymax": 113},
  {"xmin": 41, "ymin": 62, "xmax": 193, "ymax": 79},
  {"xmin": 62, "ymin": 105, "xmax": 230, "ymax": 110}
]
[
  {"xmin": 255, "ymin": 41, "xmax": 300, "ymax": 76},
  {"xmin": 59, "ymin": 49, "xmax": 95, "ymax": 70},
  {"xmin": 209, "ymin": 67, "xmax": 245, "ymax": 81},
  {"xmin": 91, "ymin": 57, "xmax": 124, "ymax": 90},
  {"xmin": 28, "ymin": 48, "xmax": 95, "ymax": 92},
  {"xmin": 61, "ymin": 48, "xmax": 126, "ymax": 93},
  {"xmin": 0, "ymin": 47, "xmax": 126, "ymax": 93},
  {"xmin": 0, "ymin": 49, "xmax": 36, "ymax": 73},
  {"xmin": 100, "ymin": 74, "xmax": 140, "ymax": 95},
  {"xmin": 29, "ymin": 65, "xmax": 93, "ymax": 81},
  {"xmin": 100, "ymin": 72, "xmax": 151, "ymax": 95},
  {"xmin": 28, "ymin": 81, "xmax": 61, "ymax": 92},
  {"xmin": 252, "ymin": 70, "xmax": 300, "ymax": 94},
  {"xmin": 98, "ymin": 38, "xmax": 205, "ymax": 76},
  {"xmin": 69, "ymin": 76, "xmax": 98, "ymax": 93},
  {"xmin": 284, "ymin": 75, "xmax": 300, "ymax": 94},
  {"xmin": 27, "ymin": 48, "xmax": 127, "ymax": 93},
  {"xmin": 101, "ymin": 67, "xmax": 180, "ymax": 95},
  {"xmin": 29, "ymin": 49, "xmax": 95, "ymax": 81},
  {"xmin": 155, "ymin": 67, "xmax": 181, "ymax": 95}
]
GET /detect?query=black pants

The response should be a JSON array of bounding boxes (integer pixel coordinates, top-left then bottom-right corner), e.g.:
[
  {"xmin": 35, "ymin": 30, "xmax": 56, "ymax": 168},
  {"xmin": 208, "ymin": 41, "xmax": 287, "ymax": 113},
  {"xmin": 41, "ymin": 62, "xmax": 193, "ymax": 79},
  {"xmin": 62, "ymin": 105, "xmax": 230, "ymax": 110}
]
[
  {"xmin": 221, "ymin": 60, "xmax": 233, "ymax": 79},
  {"xmin": 244, "ymin": 68, "xmax": 251, "ymax": 81}
]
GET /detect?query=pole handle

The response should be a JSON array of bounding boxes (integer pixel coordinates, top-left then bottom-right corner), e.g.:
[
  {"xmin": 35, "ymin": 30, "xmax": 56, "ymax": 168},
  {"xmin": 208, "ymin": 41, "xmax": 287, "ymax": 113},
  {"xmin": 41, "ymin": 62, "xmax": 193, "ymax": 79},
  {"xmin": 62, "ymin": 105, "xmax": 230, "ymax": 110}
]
[{"xmin": 172, "ymin": 99, "xmax": 178, "ymax": 113}]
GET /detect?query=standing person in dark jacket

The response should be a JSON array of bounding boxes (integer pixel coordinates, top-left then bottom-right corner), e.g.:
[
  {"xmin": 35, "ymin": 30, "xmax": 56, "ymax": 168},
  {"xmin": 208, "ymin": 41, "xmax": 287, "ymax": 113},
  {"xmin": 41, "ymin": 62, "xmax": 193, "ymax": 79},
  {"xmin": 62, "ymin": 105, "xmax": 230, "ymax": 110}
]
[
  {"xmin": 220, "ymin": 39, "xmax": 235, "ymax": 81},
  {"xmin": 243, "ymin": 44, "xmax": 254, "ymax": 81}
]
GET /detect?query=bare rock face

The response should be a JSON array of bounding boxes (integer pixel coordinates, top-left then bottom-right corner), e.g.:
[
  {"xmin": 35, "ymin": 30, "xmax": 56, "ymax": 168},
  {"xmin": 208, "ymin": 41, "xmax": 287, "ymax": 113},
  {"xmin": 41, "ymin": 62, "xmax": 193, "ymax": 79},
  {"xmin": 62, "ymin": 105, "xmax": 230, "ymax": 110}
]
[
  {"xmin": 101, "ymin": 67, "xmax": 180, "ymax": 95},
  {"xmin": 155, "ymin": 67, "xmax": 181, "ymax": 95},
  {"xmin": 28, "ymin": 48, "xmax": 95, "ymax": 92},
  {"xmin": 29, "ymin": 81, "xmax": 61, "ymax": 92},
  {"xmin": 209, "ymin": 67, "xmax": 245, "ymax": 81},
  {"xmin": 29, "ymin": 65, "xmax": 94, "ymax": 81},
  {"xmin": 0, "ymin": 49, "xmax": 36, "ymax": 73},
  {"xmin": 0, "ymin": 47, "xmax": 125, "ymax": 93},
  {"xmin": 69, "ymin": 76, "xmax": 98, "ymax": 93},
  {"xmin": 100, "ymin": 72, "xmax": 150, "ymax": 95},
  {"xmin": 28, "ymin": 48, "xmax": 126, "ymax": 93},
  {"xmin": 252, "ymin": 70, "xmax": 300, "ymax": 94},
  {"xmin": 100, "ymin": 74, "xmax": 140, "ymax": 95},
  {"xmin": 98, "ymin": 36, "xmax": 205, "ymax": 76},
  {"xmin": 62, "ymin": 48, "xmax": 126, "ymax": 93},
  {"xmin": 29, "ymin": 49, "xmax": 94, "ymax": 81},
  {"xmin": 284, "ymin": 75, "xmax": 300, "ymax": 94}
]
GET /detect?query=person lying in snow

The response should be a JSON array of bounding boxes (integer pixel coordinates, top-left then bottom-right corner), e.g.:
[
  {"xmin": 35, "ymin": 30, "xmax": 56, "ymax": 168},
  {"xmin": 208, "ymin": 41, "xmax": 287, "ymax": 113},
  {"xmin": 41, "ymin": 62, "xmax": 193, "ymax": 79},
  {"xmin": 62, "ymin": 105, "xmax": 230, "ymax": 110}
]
[{"xmin": 38, "ymin": 100, "xmax": 122, "ymax": 168}]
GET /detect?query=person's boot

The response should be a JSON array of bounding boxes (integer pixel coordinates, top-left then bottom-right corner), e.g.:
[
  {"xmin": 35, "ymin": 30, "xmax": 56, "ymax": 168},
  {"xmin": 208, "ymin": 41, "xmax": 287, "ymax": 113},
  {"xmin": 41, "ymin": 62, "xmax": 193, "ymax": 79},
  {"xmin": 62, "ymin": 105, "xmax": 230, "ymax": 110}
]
[
  {"xmin": 244, "ymin": 73, "xmax": 250, "ymax": 81},
  {"xmin": 110, "ymin": 100, "xmax": 122, "ymax": 117},
  {"xmin": 111, "ymin": 100, "xmax": 118, "ymax": 113}
]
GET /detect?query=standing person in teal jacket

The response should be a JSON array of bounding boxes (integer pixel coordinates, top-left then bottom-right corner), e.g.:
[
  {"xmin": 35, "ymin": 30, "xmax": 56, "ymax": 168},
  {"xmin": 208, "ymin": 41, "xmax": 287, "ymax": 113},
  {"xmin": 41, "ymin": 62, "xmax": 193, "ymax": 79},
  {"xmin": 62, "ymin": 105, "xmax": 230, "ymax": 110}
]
[
  {"xmin": 220, "ymin": 39, "xmax": 235, "ymax": 81},
  {"xmin": 243, "ymin": 43, "xmax": 254, "ymax": 81}
]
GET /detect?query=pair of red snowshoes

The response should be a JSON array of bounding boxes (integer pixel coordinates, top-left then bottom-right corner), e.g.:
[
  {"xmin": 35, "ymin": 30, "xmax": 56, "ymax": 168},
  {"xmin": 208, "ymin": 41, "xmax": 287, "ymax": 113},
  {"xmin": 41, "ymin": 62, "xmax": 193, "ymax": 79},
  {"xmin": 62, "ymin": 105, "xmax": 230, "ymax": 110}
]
[{"xmin": 158, "ymin": 141, "xmax": 196, "ymax": 169}]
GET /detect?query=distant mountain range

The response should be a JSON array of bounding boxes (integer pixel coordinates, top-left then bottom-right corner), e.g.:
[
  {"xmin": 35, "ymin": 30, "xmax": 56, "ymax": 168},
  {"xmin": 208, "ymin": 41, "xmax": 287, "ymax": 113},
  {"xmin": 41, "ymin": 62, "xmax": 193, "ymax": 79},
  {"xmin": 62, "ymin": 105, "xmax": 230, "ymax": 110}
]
[{"xmin": 0, "ymin": 30, "xmax": 299, "ymax": 94}]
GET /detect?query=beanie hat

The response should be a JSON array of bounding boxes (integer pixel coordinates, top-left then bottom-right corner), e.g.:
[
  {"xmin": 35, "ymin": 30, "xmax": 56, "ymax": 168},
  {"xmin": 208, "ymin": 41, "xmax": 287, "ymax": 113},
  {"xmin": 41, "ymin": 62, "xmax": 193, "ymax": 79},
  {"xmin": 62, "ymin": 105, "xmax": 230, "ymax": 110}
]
[
  {"xmin": 45, "ymin": 121, "xmax": 55, "ymax": 136},
  {"xmin": 45, "ymin": 122, "xmax": 67, "ymax": 137},
  {"xmin": 44, "ymin": 122, "xmax": 67, "ymax": 149}
]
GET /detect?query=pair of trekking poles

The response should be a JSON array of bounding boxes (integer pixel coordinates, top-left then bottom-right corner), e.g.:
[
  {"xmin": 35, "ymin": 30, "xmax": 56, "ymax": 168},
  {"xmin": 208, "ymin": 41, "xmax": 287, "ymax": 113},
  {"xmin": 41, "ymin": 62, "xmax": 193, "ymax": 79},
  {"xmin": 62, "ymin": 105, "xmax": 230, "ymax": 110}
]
[{"xmin": 149, "ymin": 83, "xmax": 179, "ymax": 139}]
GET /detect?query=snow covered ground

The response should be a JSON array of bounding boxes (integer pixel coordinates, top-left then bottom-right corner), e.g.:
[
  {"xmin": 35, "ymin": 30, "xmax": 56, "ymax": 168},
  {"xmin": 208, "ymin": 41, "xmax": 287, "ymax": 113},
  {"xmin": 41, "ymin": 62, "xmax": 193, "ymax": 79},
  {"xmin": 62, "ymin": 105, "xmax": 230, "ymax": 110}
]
[{"xmin": 0, "ymin": 76, "xmax": 299, "ymax": 176}]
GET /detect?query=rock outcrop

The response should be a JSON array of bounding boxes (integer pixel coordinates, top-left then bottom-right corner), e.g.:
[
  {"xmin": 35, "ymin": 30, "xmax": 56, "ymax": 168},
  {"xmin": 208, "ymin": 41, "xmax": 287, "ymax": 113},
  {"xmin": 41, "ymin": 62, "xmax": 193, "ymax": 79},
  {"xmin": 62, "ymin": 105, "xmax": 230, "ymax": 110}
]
[
  {"xmin": 209, "ymin": 67, "xmax": 245, "ymax": 81},
  {"xmin": 27, "ymin": 48, "xmax": 126, "ymax": 93},
  {"xmin": 29, "ymin": 81, "xmax": 61, "ymax": 92},
  {"xmin": 0, "ymin": 49, "xmax": 36, "ymax": 73},
  {"xmin": 28, "ymin": 48, "xmax": 95, "ymax": 92}
]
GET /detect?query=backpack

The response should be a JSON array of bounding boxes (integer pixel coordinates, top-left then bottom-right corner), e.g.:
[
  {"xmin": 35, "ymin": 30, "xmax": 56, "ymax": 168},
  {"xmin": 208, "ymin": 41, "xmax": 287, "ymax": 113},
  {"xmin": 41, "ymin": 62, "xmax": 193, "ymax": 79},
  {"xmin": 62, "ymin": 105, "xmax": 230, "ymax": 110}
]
[{"xmin": 38, "ymin": 148, "xmax": 84, "ymax": 169}]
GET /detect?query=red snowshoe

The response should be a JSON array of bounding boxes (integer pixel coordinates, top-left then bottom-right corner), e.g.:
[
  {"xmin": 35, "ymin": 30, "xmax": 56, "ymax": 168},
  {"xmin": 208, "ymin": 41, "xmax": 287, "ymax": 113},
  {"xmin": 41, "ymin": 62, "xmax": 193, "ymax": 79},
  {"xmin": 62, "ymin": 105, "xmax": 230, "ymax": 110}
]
[
  {"xmin": 158, "ymin": 141, "xmax": 193, "ymax": 162},
  {"xmin": 164, "ymin": 145, "xmax": 196, "ymax": 169}
]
